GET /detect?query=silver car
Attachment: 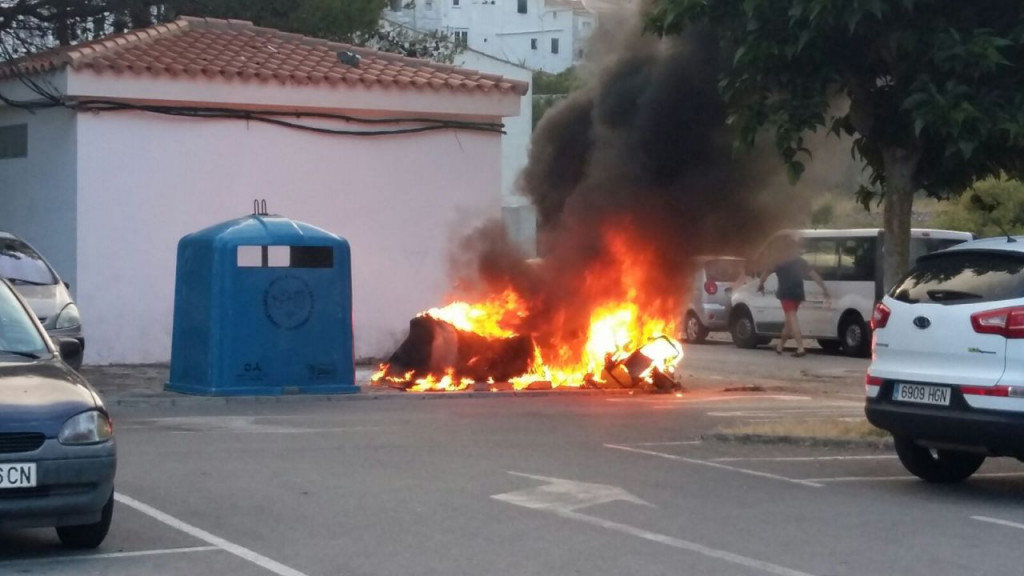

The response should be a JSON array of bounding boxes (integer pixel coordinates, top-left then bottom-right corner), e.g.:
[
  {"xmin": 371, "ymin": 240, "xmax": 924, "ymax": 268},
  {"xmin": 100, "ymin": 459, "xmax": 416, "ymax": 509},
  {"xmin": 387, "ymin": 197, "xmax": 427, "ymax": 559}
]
[
  {"xmin": 683, "ymin": 256, "xmax": 746, "ymax": 343},
  {"xmin": 0, "ymin": 232, "xmax": 83, "ymax": 369}
]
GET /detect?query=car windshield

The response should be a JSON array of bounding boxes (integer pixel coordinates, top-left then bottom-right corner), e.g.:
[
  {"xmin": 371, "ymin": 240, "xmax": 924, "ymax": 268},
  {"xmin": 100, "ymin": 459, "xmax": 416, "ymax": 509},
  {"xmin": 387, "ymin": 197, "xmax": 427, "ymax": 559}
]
[
  {"xmin": 0, "ymin": 237, "xmax": 57, "ymax": 286},
  {"xmin": 0, "ymin": 282, "xmax": 47, "ymax": 357},
  {"xmin": 704, "ymin": 259, "xmax": 745, "ymax": 283},
  {"xmin": 891, "ymin": 250, "xmax": 1024, "ymax": 305}
]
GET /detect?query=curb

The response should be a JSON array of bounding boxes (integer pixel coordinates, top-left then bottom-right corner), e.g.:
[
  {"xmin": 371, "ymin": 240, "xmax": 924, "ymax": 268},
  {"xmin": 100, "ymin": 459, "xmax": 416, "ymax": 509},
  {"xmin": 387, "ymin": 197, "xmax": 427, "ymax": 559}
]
[
  {"xmin": 104, "ymin": 386, "xmax": 655, "ymax": 408},
  {"xmin": 702, "ymin": 432, "xmax": 894, "ymax": 450}
]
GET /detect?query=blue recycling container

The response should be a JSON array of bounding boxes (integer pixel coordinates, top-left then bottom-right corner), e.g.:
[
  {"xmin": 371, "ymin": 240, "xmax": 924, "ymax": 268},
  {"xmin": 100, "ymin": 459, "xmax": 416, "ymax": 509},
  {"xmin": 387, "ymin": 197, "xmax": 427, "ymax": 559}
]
[{"xmin": 167, "ymin": 214, "xmax": 356, "ymax": 396}]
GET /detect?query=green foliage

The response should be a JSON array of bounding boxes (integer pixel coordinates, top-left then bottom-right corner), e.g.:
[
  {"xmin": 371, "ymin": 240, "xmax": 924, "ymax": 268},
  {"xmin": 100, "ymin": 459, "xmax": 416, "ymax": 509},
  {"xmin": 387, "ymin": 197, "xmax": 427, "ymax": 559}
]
[
  {"xmin": 532, "ymin": 94, "xmax": 567, "ymax": 129},
  {"xmin": 933, "ymin": 178, "xmax": 1024, "ymax": 237},
  {"xmin": 532, "ymin": 67, "xmax": 583, "ymax": 96},
  {"xmin": 0, "ymin": 0, "xmax": 387, "ymax": 52},
  {"xmin": 358, "ymin": 21, "xmax": 462, "ymax": 63},
  {"xmin": 809, "ymin": 201, "xmax": 835, "ymax": 227},
  {"xmin": 645, "ymin": 0, "xmax": 1024, "ymax": 199},
  {"xmin": 166, "ymin": 0, "xmax": 387, "ymax": 41},
  {"xmin": 531, "ymin": 67, "xmax": 583, "ymax": 128}
]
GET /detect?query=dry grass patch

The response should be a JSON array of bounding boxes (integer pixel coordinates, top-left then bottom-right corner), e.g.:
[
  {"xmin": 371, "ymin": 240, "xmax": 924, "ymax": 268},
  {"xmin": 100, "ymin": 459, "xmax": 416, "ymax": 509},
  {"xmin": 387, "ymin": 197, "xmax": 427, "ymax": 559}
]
[{"xmin": 721, "ymin": 418, "xmax": 889, "ymax": 440}]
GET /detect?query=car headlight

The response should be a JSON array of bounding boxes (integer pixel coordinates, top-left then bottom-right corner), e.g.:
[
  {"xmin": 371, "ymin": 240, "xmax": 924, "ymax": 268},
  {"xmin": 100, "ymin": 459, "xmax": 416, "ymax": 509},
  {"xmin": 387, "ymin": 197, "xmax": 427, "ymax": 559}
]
[
  {"xmin": 58, "ymin": 410, "xmax": 113, "ymax": 445},
  {"xmin": 56, "ymin": 303, "xmax": 81, "ymax": 330}
]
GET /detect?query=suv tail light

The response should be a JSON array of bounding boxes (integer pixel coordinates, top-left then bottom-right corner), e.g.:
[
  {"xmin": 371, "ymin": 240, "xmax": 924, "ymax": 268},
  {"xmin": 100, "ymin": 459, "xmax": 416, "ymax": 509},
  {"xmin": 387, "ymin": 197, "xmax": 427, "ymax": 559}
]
[
  {"xmin": 971, "ymin": 306, "xmax": 1024, "ymax": 338},
  {"xmin": 871, "ymin": 302, "xmax": 890, "ymax": 330},
  {"xmin": 703, "ymin": 280, "xmax": 718, "ymax": 295}
]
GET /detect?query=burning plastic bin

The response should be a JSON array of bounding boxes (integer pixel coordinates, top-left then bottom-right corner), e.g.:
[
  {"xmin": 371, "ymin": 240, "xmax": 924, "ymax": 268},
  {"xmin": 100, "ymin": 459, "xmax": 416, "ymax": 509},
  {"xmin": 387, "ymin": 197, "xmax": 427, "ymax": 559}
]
[{"xmin": 167, "ymin": 211, "xmax": 356, "ymax": 396}]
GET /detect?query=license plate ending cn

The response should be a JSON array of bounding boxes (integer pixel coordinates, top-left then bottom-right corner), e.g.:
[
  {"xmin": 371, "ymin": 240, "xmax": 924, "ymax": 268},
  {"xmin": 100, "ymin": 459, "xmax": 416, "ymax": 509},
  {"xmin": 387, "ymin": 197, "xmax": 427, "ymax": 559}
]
[{"xmin": 0, "ymin": 463, "xmax": 36, "ymax": 489}]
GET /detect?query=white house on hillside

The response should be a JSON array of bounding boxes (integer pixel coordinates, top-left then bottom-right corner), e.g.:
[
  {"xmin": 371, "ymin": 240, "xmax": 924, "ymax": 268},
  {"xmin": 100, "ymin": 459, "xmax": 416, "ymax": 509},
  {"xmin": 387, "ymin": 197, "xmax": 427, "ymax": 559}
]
[
  {"xmin": 0, "ymin": 16, "xmax": 527, "ymax": 364},
  {"xmin": 388, "ymin": 0, "xmax": 595, "ymax": 73}
]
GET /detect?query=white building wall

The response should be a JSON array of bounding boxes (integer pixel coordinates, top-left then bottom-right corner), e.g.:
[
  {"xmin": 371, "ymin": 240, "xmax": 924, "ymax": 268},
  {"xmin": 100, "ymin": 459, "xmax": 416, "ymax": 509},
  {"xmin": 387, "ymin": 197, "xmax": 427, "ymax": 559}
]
[
  {"xmin": 0, "ymin": 106, "xmax": 78, "ymax": 289},
  {"xmin": 573, "ymin": 10, "xmax": 596, "ymax": 60},
  {"xmin": 455, "ymin": 50, "xmax": 536, "ymax": 256},
  {"xmin": 74, "ymin": 111, "xmax": 503, "ymax": 364}
]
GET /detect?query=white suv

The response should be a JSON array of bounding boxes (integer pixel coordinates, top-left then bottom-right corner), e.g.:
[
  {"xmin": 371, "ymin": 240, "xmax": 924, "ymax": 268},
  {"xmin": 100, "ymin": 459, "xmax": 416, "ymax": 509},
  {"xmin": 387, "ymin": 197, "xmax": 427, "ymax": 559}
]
[{"xmin": 866, "ymin": 236, "xmax": 1024, "ymax": 482}]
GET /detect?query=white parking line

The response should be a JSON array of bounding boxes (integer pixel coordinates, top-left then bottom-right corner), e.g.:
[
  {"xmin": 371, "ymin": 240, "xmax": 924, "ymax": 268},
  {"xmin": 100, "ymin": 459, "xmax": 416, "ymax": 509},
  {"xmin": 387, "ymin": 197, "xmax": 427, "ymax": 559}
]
[
  {"xmin": 114, "ymin": 492, "xmax": 311, "ymax": 576},
  {"xmin": 554, "ymin": 508, "xmax": 816, "ymax": 576},
  {"xmin": 604, "ymin": 444, "xmax": 823, "ymax": 488},
  {"xmin": 972, "ymin": 516, "xmax": 1024, "ymax": 532},
  {"xmin": 710, "ymin": 455, "xmax": 896, "ymax": 463},
  {"xmin": 803, "ymin": 472, "xmax": 1024, "ymax": 483},
  {"xmin": 0, "ymin": 546, "xmax": 218, "ymax": 567}
]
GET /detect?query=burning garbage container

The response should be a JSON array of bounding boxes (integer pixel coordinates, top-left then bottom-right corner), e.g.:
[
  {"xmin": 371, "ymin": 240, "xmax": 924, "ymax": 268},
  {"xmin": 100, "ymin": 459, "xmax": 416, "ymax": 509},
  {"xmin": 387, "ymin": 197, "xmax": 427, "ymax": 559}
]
[{"xmin": 167, "ymin": 203, "xmax": 356, "ymax": 396}]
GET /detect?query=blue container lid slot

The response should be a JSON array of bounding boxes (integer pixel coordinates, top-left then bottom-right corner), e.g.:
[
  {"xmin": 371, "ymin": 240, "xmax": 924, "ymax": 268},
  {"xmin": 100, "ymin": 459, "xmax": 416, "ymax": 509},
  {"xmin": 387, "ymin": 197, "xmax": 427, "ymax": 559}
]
[{"xmin": 236, "ymin": 245, "xmax": 335, "ymax": 269}]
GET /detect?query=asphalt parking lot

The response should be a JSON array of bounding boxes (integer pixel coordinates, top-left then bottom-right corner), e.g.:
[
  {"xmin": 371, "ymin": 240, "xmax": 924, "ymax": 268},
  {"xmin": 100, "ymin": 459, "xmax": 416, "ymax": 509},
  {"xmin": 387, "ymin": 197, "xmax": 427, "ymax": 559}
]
[{"xmin": 4, "ymin": 389, "xmax": 1024, "ymax": 576}]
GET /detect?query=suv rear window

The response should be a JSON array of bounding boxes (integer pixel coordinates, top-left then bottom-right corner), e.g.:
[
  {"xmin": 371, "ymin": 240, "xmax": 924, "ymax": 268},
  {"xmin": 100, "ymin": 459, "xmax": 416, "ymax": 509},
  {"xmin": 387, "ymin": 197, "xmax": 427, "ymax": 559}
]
[
  {"xmin": 909, "ymin": 237, "xmax": 969, "ymax": 264},
  {"xmin": 704, "ymin": 259, "xmax": 744, "ymax": 283},
  {"xmin": 891, "ymin": 251, "xmax": 1024, "ymax": 305},
  {"xmin": 0, "ymin": 238, "xmax": 56, "ymax": 286}
]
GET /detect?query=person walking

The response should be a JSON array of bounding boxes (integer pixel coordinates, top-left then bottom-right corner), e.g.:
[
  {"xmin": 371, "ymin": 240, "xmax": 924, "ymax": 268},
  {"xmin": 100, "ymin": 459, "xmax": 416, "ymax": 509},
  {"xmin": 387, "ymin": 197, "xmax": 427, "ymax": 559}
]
[{"xmin": 757, "ymin": 235, "xmax": 830, "ymax": 357}]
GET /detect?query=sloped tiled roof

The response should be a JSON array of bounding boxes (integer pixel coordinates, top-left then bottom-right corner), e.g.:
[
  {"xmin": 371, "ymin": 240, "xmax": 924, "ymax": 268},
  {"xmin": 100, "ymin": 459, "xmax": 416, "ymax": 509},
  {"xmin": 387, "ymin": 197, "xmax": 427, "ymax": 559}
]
[{"xmin": 0, "ymin": 16, "xmax": 529, "ymax": 96}]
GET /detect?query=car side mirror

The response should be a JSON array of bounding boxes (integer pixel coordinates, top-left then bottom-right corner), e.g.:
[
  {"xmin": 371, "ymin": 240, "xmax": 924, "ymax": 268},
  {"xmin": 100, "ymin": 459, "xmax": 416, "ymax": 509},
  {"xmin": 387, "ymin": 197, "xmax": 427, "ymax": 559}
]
[
  {"xmin": 63, "ymin": 281, "xmax": 70, "ymax": 289},
  {"xmin": 56, "ymin": 338, "xmax": 82, "ymax": 366}
]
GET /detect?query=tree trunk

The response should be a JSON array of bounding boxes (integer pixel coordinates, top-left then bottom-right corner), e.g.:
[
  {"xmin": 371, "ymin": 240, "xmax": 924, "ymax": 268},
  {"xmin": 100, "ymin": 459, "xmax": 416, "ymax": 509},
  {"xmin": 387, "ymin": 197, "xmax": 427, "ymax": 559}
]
[
  {"xmin": 54, "ymin": 1, "xmax": 71, "ymax": 46},
  {"xmin": 128, "ymin": 1, "xmax": 154, "ymax": 29},
  {"xmin": 881, "ymin": 147, "xmax": 920, "ymax": 289}
]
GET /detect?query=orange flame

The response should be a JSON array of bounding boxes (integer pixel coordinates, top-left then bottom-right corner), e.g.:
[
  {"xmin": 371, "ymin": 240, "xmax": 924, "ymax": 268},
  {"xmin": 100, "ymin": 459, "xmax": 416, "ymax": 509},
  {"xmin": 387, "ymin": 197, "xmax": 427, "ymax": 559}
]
[
  {"xmin": 371, "ymin": 296, "xmax": 683, "ymax": 391},
  {"xmin": 370, "ymin": 226, "xmax": 685, "ymax": 392},
  {"xmin": 421, "ymin": 289, "xmax": 526, "ymax": 339}
]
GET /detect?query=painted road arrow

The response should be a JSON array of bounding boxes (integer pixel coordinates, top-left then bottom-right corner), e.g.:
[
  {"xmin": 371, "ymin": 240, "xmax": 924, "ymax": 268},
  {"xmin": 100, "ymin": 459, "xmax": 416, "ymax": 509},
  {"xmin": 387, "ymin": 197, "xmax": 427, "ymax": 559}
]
[
  {"xmin": 490, "ymin": 472, "xmax": 654, "ymax": 512},
  {"xmin": 492, "ymin": 471, "xmax": 817, "ymax": 576}
]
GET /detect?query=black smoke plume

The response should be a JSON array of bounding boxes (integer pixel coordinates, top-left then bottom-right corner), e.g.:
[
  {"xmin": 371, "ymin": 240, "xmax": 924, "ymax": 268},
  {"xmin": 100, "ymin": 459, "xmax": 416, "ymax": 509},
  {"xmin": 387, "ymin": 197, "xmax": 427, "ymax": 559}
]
[{"xmin": 446, "ymin": 8, "xmax": 799, "ymax": 361}]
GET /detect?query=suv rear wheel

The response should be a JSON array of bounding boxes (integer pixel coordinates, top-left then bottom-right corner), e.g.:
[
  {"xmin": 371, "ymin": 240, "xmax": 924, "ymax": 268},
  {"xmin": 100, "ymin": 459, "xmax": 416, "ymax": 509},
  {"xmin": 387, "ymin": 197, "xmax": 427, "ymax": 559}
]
[{"xmin": 893, "ymin": 436, "xmax": 985, "ymax": 483}]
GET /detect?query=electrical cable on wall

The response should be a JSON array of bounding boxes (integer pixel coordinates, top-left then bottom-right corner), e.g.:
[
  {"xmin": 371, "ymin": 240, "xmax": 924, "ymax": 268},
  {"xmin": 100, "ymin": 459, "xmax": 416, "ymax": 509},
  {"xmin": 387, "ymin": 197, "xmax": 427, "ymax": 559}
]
[
  {"xmin": 72, "ymin": 100, "xmax": 507, "ymax": 136},
  {"xmin": 0, "ymin": 64, "xmax": 508, "ymax": 137}
]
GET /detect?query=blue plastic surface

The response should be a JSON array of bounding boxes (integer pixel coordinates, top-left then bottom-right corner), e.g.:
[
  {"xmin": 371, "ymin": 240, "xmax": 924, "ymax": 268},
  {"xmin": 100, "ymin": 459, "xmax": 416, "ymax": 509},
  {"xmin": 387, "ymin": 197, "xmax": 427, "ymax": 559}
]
[{"xmin": 167, "ymin": 215, "xmax": 356, "ymax": 396}]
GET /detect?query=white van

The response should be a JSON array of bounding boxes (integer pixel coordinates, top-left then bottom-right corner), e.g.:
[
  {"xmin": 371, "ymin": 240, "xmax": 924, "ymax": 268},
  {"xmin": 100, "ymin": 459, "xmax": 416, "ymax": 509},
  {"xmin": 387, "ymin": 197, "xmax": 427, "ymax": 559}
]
[{"xmin": 729, "ymin": 228, "xmax": 974, "ymax": 357}]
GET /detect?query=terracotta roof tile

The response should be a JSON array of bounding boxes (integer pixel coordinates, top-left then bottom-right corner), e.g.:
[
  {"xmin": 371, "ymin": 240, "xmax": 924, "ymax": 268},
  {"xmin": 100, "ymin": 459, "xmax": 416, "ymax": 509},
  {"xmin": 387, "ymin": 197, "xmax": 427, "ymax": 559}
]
[{"xmin": 0, "ymin": 16, "xmax": 529, "ymax": 96}]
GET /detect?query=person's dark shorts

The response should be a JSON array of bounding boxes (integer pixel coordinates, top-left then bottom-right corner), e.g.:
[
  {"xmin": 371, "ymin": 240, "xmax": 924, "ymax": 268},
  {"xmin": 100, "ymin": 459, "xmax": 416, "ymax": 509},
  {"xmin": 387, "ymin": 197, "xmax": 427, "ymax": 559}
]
[{"xmin": 781, "ymin": 299, "xmax": 801, "ymax": 312}]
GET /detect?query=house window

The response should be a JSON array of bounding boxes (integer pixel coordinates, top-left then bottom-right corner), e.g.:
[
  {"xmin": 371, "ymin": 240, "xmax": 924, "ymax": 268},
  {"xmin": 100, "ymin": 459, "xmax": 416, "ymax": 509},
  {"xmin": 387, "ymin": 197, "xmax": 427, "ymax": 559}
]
[
  {"xmin": 551, "ymin": 38, "xmax": 559, "ymax": 54},
  {"xmin": 453, "ymin": 0, "xmax": 459, "ymax": 6},
  {"xmin": 453, "ymin": 29, "xmax": 468, "ymax": 45},
  {"xmin": 425, "ymin": 0, "xmax": 432, "ymax": 7},
  {"xmin": 530, "ymin": 38, "xmax": 537, "ymax": 50},
  {"xmin": 0, "ymin": 124, "xmax": 27, "ymax": 159},
  {"xmin": 518, "ymin": 0, "xmax": 527, "ymax": 13}
]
